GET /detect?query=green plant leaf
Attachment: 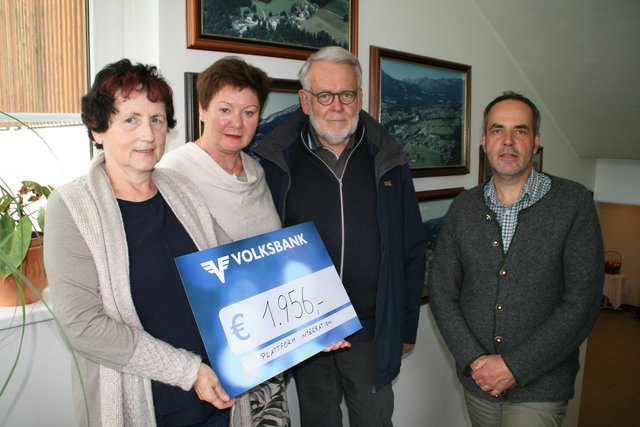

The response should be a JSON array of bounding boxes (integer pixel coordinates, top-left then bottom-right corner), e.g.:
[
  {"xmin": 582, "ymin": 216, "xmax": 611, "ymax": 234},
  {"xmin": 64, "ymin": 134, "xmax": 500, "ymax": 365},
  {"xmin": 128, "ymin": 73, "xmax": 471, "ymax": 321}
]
[
  {"xmin": 37, "ymin": 206, "xmax": 46, "ymax": 231},
  {"xmin": 0, "ymin": 194, "xmax": 11, "ymax": 212},
  {"xmin": 0, "ymin": 215, "xmax": 31, "ymax": 279},
  {"xmin": 0, "ymin": 214, "xmax": 13, "ymax": 240},
  {"xmin": 41, "ymin": 185, "xmax": 53, "ymax": 198}
]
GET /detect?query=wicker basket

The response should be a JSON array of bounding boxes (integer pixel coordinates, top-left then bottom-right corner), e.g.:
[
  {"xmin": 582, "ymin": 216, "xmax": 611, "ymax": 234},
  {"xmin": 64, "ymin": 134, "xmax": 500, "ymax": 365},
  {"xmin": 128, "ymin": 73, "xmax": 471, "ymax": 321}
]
[{"xmin": 604, "ymin": 251, "xmax": 622, "ymax": 274}]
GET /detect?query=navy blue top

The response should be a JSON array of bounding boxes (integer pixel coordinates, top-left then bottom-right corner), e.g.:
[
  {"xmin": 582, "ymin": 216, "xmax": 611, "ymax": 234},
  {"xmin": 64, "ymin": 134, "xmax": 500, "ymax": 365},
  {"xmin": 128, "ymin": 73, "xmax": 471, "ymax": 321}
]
[{"xmin": 118, "ymin": 192, "xmax": 228, "ymax": 426}]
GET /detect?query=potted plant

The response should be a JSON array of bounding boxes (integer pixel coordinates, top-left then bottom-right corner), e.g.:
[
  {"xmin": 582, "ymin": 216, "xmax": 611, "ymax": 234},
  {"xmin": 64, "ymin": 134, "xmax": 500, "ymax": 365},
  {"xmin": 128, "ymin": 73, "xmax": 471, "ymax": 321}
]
[
  {"xmin": 0, "ymin": 180, "xmax": 53, "ymax": 306},
  {"xmin": 0, "ymin": 113, "xmax": 88, "ymax": 413}
]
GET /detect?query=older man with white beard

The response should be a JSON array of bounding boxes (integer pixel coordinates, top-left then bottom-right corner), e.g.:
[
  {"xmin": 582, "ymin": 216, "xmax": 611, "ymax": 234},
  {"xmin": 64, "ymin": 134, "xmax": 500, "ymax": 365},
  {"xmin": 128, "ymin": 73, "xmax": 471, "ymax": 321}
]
[{"xmin": 253, "ymin": 46, "xmax": 426, "ymax": 427}]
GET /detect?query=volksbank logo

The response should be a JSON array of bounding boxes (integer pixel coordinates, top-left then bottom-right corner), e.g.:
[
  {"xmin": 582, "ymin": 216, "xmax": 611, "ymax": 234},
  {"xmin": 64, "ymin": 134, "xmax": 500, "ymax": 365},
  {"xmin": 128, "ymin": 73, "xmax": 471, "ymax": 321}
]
[
  {"xmin": 201, "ymin": 256, "xmax": 230, "ymax": 284},
  {"xmin": 200, "ymin": 233, "xmax": 309, "ymax": 284}
]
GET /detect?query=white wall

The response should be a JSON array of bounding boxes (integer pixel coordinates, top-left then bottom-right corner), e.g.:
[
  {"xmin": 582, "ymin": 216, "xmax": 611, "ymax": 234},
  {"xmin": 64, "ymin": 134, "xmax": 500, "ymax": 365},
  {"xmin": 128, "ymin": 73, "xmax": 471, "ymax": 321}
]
[
  {"xmin": 85, "ymin": 0, "xmax": 607, "ymax": 425},
  {"xmin": 0, "ymin": 295, "xmax": 75, "ymax": 427},
  {"xmin": 393, "ymin": 308, "xmax": 471, "ymax": 426},
  {"xmin": 88, "ymin": 0, "xmax": 159, "ymax": 75},
  {"xmin": 594, "ymin": 159, "xmax": 640, "ymax": 206}
]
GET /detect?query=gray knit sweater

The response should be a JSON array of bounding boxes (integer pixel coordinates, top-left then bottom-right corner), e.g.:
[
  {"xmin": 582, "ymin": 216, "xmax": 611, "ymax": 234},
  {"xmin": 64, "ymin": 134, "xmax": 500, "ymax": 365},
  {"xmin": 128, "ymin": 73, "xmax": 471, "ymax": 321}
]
[
  {"xmin": 429, "ymin": 176, "xmax": 604, "ymax": 403},
  {"xmin": 44, "ymin": 154, "xmax": 231, "ymax": 426}
]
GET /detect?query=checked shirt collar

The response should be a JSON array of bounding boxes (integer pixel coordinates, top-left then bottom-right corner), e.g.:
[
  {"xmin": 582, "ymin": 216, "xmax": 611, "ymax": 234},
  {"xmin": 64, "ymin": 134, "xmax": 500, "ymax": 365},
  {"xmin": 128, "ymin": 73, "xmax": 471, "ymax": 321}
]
[{"xmin": 484, "ymin": 168, "xmax": 551, "ymax": 252}]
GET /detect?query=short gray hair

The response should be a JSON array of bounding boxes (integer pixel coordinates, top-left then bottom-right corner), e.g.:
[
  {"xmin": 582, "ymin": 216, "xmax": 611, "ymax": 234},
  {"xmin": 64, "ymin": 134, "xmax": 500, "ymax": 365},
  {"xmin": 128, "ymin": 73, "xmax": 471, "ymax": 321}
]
[{"xmin": 298, "ymin": 46, "xmax": 362, "ymax": 91}]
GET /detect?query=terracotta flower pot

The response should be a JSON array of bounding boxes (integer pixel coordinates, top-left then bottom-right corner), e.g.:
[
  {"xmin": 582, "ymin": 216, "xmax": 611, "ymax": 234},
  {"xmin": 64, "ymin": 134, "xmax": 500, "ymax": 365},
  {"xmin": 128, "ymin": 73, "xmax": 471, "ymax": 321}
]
[{"xmin": 0, "ymin": 237, "xmax": 47, "ymax": 306}]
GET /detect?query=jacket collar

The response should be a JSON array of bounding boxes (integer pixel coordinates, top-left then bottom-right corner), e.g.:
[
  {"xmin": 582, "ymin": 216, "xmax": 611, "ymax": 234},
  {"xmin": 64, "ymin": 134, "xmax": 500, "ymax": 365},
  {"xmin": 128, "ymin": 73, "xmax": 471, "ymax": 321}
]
[{"xmin": 253, "ymin": 107, "xmax": 408, "ymax": 180}]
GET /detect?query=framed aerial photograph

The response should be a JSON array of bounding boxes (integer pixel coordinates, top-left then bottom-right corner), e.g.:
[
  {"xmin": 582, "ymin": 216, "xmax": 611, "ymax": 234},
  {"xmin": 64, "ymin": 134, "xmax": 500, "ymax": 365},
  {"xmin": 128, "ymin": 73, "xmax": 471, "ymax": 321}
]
[
  {"xmin": 369, "ymin": 46, "xmax": 471, "ymax": 178},
  {"xmin": 187, "ymin": 0, "xmax": 358, "ymax": 60},
  {"xmin": 185, "ymin": 72, "xmax": 301, "ymax": 144},
  {"xmin": 478, "ymin": 146, "xmax": 544, "ymax": 183},
  {"xmin": 418, "ymin": 187, "xmax": 465, "ymax": 304}
]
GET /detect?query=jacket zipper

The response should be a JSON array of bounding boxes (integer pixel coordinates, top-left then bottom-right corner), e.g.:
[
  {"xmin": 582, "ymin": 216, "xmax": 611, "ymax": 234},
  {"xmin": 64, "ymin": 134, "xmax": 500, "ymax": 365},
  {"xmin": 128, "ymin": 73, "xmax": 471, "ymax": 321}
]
[{"xmin": 300, "ymin": 131, "xmax": 364, "ymax": 279}]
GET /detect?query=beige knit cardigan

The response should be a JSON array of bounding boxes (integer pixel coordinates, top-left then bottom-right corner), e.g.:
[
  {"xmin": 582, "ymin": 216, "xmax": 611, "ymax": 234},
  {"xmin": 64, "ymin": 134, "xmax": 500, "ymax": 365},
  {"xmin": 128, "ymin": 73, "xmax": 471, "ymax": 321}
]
[{"xmin": 45, "ymin": 153, "xmax": 251, "ymax": 425}]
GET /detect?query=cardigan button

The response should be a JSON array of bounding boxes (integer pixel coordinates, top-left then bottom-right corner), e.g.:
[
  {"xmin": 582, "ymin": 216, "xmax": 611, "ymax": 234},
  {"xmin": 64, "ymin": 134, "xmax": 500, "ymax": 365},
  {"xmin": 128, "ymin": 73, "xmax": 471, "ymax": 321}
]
[
  {"xmin": 500, "ymin": 268, "xmax": 508, "ymax": 277},
  {"xmin": 495, "ymin": 336, "xmax": 502, "ymax": 343},
  {"xmin": 485, "ymin": 214, "xmax": 492, "ymax": 221},
  {"xmin": 496, "ymin": 304, "xmax": 504, "ymax": 311},
  {"xmin": 492, "ymin": 240, "xmax": 500, "ymax": 247}
]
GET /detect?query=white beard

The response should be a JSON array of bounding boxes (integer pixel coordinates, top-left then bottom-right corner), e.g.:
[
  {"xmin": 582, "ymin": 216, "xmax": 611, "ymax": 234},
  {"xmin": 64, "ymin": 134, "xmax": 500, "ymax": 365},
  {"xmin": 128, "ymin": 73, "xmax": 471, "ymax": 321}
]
[{"xmin": 309, "ymin": 111, "xmax": 358, "ymax": 146}]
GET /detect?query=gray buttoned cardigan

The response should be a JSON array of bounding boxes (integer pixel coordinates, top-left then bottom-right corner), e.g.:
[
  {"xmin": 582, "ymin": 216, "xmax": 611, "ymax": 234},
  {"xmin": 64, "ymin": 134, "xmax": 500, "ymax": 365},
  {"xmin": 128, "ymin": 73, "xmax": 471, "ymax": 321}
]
[{"xmin": 429, "ymin": 176, "xmax": 604, "ymax": 403}]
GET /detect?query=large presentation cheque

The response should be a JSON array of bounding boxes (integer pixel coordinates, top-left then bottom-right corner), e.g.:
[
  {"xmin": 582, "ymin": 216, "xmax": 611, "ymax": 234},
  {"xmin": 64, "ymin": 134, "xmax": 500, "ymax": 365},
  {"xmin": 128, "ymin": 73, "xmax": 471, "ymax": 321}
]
[{"xmin": 175, "ymin": 221, "xmax": 362, "ymax": 397}]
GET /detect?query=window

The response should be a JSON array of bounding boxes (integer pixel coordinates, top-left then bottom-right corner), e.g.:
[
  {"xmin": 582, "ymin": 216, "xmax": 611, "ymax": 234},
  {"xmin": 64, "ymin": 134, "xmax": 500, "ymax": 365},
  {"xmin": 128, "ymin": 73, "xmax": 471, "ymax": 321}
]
[{"xmin": 0, "ymin": 0, "xmax": 90, "ymax": 192}]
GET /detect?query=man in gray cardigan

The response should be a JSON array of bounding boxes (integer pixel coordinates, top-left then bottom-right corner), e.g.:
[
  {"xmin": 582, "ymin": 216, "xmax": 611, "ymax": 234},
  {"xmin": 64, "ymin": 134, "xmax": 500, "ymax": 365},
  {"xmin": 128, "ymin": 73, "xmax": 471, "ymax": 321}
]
[{"xmin": 429, "ymin": 91, "xmax": 604, "ymax": 427}]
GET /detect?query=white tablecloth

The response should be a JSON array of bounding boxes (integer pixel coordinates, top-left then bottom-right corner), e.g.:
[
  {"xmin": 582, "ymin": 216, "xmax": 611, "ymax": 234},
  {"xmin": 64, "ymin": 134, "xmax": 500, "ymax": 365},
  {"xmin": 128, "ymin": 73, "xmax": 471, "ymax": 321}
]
[{"xmin": 602, "ymin": 273, "xmax": 640, "ymax": 309}]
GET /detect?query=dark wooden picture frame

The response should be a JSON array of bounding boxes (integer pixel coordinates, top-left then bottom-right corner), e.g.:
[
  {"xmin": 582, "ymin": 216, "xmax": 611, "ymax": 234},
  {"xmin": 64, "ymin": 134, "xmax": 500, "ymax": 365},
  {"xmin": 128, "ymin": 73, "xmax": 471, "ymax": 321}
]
[
  {"xmin": 185, "ymin": 72, "xmax": 301, "ymax": 143},
  {"xmin": 369, "ymin": 46, "xmax": 471, "ymax": 178},
  {"xmin": 478, "ymin": 146, "xmax": 544, "ymax": 184},
  {"xmin": 184, "ymin": 72, "xmax": 202, "ymax": 143},
  {"xmin": 187, "ymin": 0, "xmax": 358, "ymax": 60},
  {"xmin": 418, "ymin": 187, "xmax": 465, "ymax": 304}
]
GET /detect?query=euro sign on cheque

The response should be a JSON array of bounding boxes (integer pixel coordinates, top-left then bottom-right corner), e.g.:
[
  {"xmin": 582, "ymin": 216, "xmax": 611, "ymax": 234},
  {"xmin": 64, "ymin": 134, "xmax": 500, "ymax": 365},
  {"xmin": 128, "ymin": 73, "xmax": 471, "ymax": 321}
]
[{"xmin": 175, "ymin": 221, "xmax": 362, "ymax": 397}]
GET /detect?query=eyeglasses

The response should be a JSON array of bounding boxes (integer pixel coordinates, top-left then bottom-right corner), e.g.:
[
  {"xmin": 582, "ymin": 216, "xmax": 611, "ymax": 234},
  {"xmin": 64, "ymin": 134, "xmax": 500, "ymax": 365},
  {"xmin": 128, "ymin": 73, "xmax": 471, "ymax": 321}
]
[{"xmin": 304, "ymin": 90, "xmax": 358, "ymax": 106}]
